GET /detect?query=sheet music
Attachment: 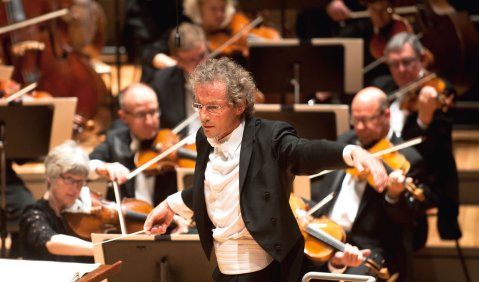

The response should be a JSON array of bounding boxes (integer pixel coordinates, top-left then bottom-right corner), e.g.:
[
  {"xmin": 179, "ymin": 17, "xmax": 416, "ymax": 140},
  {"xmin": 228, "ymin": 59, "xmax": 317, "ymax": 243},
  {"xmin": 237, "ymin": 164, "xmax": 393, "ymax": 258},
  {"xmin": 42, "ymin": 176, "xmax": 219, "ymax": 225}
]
[{"xmin": 0, "ymin": 259, "xmax": 100, "ymax": 282}]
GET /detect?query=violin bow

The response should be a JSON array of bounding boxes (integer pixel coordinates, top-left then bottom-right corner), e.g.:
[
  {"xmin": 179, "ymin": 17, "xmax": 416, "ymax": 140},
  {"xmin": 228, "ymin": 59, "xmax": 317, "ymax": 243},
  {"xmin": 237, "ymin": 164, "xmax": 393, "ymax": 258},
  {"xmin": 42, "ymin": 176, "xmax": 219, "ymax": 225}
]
[
  {"xmin": 171, "ymin": 112, "xmax": 199, "ymax": 135},
  {"xmin": 127, "ymin": 133, "xmax": 196, "ymax": 180},
  {"xmin": 4, "ymin": 82, "xmax": 37, "ymax": 103},
  {"xmin": 388, "ymin": 72, "xmax": 437, "ymax": 103},
  {"xmin": 207, "ymin": 16, "xmax": 264, "ymax": 59},
  {"xmin": 309, "ymin": 136, "xmax": 424, "ymax": 179},
  {"xmin": 0, "ymin": 9, "xmax": 68, "ymax": 35},
  {"xmin": 111, "ymin": 181, "xmax": 127, "ymax": 235},
  {"xmin": 306, "ymin": 192, "xmax": 335, "ymax": 217}
]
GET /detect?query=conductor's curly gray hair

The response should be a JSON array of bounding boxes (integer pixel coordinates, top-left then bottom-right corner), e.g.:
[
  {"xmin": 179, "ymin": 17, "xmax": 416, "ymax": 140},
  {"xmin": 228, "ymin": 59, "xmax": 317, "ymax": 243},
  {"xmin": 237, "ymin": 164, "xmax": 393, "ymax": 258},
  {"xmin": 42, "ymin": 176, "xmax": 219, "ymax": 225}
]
[{"xmin": 189, "ymin": 57, "xmax": 257, "ymax": 119}]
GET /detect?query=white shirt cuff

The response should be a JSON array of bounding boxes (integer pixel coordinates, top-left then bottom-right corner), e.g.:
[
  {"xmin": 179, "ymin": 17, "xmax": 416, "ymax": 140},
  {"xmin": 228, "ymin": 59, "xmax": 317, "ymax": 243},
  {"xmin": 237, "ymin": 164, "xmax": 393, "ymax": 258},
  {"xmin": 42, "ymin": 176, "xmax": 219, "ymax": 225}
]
[
  {"xmin": 342, "ymin": 145, "xmax": 358, "ymax": 166},
  {"xmin": 88, "ymin": 159, "xmax": 104, "ymax": 179},
  {"xmin": 328, "ymin": 261, "xmax": 347, "ymax": 273},
  {"xmin": 167, "ymin": 192, "xmax": 194, "ymax": 219},
  {"xmin": 416, "ymin": 117, "xmax": 428, "ymax": 130},
  {"xmin": 385, "ymin": 193, "xmax": 400, "ymax": 204}
]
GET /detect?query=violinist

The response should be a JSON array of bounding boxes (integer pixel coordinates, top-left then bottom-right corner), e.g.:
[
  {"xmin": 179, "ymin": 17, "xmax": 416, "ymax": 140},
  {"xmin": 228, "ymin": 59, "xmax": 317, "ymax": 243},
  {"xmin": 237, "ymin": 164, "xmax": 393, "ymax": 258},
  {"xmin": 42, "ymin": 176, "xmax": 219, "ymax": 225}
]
[
  {"xmin": 19, "ymin": 141, "xmax": 93, "ymax": 262},
  {"xmin": 89, "ymin": 83, "xmax": 178, "ymax": 207},
  {"xmin": 372, "ymin": 32, "xmax": 462, "ymax": 242},
  {"xmin": 151, "ymin": 22, "xmax": 207, "ymax": 137},
  {"xmin": 333, "ymin": 0, "xmax": 413, "ymax": 83},
  {"xmin": 310, "ymin": 87, "xmax": 433, "ymax": 282},
  {"xmin": 140, "ymin": 0, "xmax": 234, "ymax": 83},
  {"xmin": 140, "ymin": 0, "xmax": 279, "ymax": 83}
]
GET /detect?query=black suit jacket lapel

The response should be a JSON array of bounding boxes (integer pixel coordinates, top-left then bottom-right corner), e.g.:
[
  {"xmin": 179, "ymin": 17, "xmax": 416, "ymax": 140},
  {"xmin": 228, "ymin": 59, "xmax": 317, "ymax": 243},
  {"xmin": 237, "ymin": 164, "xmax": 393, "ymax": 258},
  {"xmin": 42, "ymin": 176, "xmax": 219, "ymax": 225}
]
[
  {"xmin": 239, "ymin": 118, "xmax": 255, "ymax": 193},
  {"xmin": 192, "ymin": 130, "xmax": 215, "ymax": 257}
]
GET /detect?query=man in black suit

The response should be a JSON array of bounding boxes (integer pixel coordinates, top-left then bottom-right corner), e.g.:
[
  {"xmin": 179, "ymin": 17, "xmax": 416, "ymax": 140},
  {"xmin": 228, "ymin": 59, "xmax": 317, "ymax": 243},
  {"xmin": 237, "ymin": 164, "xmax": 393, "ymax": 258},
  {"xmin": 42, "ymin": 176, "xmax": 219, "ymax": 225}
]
[
  {"xmin": 311, "ymin": 87, "xmax": 433, "ymax": 282},
  {"xmin": 89, "ymin": 83, "xmax": 178, "ymax": 208},
  {"xmin": 150, "ymin": 22, "xmax": 206, "ymax": 137},
  {"xmin": 144, "ymin": 57, "xmax": 389, "ymax": 282},
  {"xmin": 372, "ymin": 32, "xmax": 462, "ymax": 242}
]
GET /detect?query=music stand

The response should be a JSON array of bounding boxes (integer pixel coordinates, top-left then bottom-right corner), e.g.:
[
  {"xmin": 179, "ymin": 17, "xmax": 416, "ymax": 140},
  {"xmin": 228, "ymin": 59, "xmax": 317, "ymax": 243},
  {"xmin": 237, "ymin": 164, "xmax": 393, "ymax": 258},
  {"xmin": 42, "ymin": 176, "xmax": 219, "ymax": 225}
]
[
  {"xmin": 92, "ymin": 233, "xmax": 216, "ymax": 282},
  {"xmin": 254, "ymin": 104, "xmax": 350, "ymax": 141},
  {"xmin": 249, "ymin": 38, "xmax": 363, "ymax": 103},
  {"xmin": 0, "ymin": 103, "xmax": 54, "ymax": 257}
]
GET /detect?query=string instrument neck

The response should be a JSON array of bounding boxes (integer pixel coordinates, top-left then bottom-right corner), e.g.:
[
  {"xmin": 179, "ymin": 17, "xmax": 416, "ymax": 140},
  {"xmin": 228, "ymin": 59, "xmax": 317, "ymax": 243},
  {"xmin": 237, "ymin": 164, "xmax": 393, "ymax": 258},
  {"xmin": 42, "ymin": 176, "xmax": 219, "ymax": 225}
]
[{"xmin": 305, "ymin": 225, "xmax": 390, "ymax": 280}]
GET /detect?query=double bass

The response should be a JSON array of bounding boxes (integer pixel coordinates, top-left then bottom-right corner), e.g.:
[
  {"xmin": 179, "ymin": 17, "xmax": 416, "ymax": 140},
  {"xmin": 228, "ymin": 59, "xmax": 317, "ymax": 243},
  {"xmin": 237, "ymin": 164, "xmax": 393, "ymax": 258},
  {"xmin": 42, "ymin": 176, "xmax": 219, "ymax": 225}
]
[{"xmin": 0, "ymin": 0, "xmax": 106, "ymax": 125}]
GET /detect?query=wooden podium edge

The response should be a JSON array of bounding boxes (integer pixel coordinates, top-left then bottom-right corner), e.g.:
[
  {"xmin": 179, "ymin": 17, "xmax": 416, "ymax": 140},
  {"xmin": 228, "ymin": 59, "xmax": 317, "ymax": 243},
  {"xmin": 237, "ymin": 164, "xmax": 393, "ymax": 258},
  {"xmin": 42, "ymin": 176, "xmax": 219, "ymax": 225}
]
[{"xmin": 78, "ymin": 260, "xmax": 122, "ymax": 282}]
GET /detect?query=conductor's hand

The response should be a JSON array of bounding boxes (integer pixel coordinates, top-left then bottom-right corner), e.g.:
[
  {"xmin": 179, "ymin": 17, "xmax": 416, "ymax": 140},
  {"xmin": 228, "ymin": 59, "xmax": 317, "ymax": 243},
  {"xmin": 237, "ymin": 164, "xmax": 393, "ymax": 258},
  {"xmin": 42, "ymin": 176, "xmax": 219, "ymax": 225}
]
[
  {"xmin": 144, "ymin": 200, "xmax": 175, "ymax": 235},
  {"xmin": 96, "ymin": 162, "xmax": 129, "ymax": 184},
  {"xmin": 351, "ymin": 147, "xmax": 388, "ymax": 192},
  {"xmin": 331, "ymin": 243, "xmax": 371, "ymax": 268}
]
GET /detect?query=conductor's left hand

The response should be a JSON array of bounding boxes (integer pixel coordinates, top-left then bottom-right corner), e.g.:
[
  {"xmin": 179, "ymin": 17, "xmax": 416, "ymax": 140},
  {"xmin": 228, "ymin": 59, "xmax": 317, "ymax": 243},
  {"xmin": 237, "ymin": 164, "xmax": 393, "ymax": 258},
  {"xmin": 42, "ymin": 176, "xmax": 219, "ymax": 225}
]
[
  {"xmin": 144, "ymin": 200, "xmax": 175, "ymax": 235},
  {"xmin": 351, "ymin": 147, "xmax": 388, "ymax": 192}
]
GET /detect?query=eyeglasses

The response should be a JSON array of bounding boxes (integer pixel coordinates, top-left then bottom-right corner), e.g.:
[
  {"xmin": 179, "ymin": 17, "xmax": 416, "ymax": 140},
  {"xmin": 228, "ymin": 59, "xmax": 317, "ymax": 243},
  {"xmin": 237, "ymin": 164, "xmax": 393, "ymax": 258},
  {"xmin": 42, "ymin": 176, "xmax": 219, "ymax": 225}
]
[
  {"xmin": 59, "ymin": 174, "xmax": 86, "ymax": 187},
  {"xmin": 192, "ymin": 102, "xmax": 228, "ymax": 115},
  {"xmin": 386, "ymin": 57, "xmax": 419, "ymax": 69},
  {"xmin": 350, "ymin": 110, "xmax": 384, "ymax": 126},
  {"xmin": 124, "ymin": 109, "xmax": 160, "ymax": 119}
]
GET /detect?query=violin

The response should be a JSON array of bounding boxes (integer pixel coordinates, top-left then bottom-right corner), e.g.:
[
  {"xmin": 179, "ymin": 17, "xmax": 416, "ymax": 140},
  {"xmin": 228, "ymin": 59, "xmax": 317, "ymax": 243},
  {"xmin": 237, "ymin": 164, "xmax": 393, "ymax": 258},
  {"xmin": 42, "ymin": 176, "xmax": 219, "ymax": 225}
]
[
  {"xmin": 346, "ymin": 138, "xmax": 425, "ymax": 201},
  {"xmin": 389, "ymin": 72, "xmax": 455, "ymax": 113},
  {"xmin": 207, "ymin": 13, "xmax": 280, "ymax": 60},
  {"xmin": 63, "ymin": 191, "xmax": 152, "ymax": 240},
  {"xmin": 134, "ymin": 129, "xmax": 197, "ymax": 175},
  {"xmin": 289, "ymin": 193, "xmax": 390, "ymax": 280}
]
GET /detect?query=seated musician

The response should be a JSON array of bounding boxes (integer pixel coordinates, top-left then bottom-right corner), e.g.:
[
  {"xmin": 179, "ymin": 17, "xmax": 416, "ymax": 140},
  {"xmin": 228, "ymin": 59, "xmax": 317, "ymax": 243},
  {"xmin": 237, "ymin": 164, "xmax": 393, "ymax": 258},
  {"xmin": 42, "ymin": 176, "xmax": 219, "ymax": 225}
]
[
  {"xmin": 141, "ymin": 0, "xmax": 279, "ymax": 83},
  {"xmin": 334, "ymin": 0, "xmax": 413, "ymax": 84},
  {"xmin": 372, "ymin": 32, "xmax": 462, "ymax": 243},
  {"xmin": 19, "ymin": 141, "xmax": 93, "ymax": 262},
  {"xmin": 150, "ymin": 22, "xmax": 207, "ymax": 137},
  {"xmin": 310, "ymin": 87, "xmax": 433, "ymax": 282},
  {"xmin": 88, "ymin": 83, "xmax": 189, "ymax": 233}
]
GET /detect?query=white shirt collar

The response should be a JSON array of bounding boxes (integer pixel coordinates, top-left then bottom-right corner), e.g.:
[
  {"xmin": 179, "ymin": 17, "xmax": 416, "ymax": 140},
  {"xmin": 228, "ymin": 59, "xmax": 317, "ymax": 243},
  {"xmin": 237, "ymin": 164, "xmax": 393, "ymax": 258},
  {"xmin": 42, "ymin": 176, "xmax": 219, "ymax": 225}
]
[{"xmin": 207, "ymin": 120, "xmax": 245, "ymax": 159}]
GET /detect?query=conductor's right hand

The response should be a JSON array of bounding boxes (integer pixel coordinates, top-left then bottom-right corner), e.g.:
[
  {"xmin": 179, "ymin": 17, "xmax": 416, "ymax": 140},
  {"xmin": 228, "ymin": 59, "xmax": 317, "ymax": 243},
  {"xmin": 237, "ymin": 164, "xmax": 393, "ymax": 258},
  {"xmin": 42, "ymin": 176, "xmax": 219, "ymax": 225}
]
[{"xmin": 144, "ymin": 200, "xmax": 175, "ymax": 235}]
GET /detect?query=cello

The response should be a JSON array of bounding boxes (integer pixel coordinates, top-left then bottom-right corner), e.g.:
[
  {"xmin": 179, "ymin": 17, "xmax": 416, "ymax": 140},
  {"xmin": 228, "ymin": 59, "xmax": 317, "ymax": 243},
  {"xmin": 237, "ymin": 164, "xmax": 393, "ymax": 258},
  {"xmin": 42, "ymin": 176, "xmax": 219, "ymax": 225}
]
[{"xmin": 0, "ymin": 0, "xmax": 107, "ymax": 126}]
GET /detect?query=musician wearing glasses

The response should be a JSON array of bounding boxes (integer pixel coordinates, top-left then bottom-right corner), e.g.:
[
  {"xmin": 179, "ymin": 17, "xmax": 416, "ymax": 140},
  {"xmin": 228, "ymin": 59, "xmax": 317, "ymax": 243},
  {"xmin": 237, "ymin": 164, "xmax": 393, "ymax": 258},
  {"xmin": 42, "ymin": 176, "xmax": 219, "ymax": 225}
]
[
  {"xmin": 144, "ymin": 57, "xmax": 390, "ymax": 282},
  {"xmin": 88, "ymin": 83, "xmax": 178, "ymax": 208},
  {"xmin": 372, "ymin": 32, "xmax": 462, "ymax": 244},
  {"xmin": 19, "ymin": 141, "xmax": 94, "ymax": 262},
  {"xmin": 310, "ymin": 87, "xmax": 432, "ymax": 282},
  {"xmin": 150, "ymin": 22, "xmax": 207, "ymax": 138}
]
